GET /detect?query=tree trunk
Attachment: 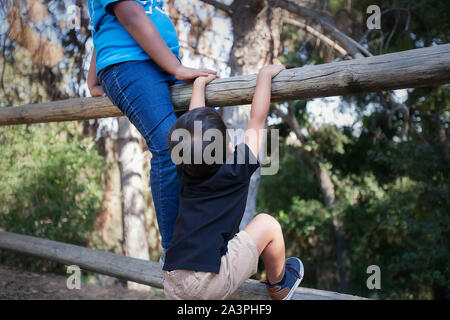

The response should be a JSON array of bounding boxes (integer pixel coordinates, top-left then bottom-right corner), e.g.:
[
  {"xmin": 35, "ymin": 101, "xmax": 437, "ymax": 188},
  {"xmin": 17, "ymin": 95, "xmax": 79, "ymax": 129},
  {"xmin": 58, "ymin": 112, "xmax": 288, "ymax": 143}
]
[
  {"xmin": 437, "ymin": 120, "xmax": 450, "ymax": 161},
  {"xmin": 312, "ymin": 164, "xmax": 350, "ymax": 293},
  {"xmin": 275, "ymin": 102, "xmax": 350, "ymax": 293},
  {"xmin": 215, "ymin": 0, "xmax": 353, "ymax": 289},
  {"xmin": 223, "ymin": 0, "xmax": 284, "ymax": 229},
  {"xmin": 95, "ymin": 133, "xmax": 122, "ymax": 244},
  {"xmin": 117, "ymin": 117, "xmax": 150, "ymax": 291}
]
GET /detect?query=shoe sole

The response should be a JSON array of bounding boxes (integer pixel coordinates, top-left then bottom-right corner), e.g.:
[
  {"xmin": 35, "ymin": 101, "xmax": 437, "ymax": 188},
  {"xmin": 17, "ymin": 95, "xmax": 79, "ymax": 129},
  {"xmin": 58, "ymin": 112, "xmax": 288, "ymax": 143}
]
[{"xmin": 283, "ymin": 258, "xmax": 304, "ymax": 300}]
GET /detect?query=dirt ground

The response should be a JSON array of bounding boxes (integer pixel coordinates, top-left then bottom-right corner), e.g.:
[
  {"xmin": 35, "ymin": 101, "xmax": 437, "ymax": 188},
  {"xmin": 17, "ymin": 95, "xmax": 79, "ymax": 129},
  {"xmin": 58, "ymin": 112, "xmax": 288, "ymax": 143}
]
[{"xmin": 0, "ymin": 264, "xmax": 165, "ymax": 300}]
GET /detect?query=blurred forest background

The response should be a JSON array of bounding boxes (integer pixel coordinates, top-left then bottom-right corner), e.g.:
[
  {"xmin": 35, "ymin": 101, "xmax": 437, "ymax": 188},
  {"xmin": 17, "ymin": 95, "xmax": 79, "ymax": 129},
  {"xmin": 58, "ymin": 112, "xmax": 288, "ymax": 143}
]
[{"xmin": 0, "ymin": 0, "xmax": 448, "ymax": 299}]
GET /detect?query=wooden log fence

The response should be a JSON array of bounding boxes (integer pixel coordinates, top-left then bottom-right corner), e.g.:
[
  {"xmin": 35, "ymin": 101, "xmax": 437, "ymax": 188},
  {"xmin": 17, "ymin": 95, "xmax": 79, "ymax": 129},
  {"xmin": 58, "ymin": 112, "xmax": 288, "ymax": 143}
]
[
  {"xmin": 1, "ymin": 44, "xmax": 449, "ymax": 299},
  {"xmin": 0, "ymin": 231, "xmax": 366, "ymax": 300},
  {"xmin": 0, "ymin": 44, "xmax": 449, "ymax": 126}
]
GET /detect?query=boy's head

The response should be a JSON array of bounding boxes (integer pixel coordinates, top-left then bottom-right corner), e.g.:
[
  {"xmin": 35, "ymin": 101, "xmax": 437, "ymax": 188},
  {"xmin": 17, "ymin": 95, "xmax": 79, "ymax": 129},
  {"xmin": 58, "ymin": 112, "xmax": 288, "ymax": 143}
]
[{"xmin": 168, "ymin": 108, "xmax": 233, "ymax": 178}]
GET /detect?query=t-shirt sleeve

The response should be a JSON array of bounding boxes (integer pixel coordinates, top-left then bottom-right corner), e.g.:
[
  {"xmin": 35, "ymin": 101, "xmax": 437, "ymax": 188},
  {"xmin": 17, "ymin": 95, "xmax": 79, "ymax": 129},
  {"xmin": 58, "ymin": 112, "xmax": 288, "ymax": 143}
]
[
  {"xmin": 229, "ymin": 143, "xmax": 260, "ymax": 182},
  {"xmin": 100, "ymin": 0, "xmax": 122, "ymax": 16}
]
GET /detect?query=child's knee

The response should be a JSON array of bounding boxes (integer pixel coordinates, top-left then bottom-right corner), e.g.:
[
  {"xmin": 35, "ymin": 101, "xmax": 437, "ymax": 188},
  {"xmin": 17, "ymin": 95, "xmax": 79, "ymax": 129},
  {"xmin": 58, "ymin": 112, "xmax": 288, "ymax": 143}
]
[{"xmin": 254, "ymin": 213, "xmax": 281, "ymax": 233}]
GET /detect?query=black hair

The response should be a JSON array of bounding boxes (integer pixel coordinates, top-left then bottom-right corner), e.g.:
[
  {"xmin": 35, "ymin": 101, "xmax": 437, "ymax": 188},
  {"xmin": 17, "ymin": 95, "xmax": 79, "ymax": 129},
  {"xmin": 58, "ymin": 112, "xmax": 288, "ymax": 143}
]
[{"xmin": 168, "ymin": 108, "xmax": 228, "ymax": 178}]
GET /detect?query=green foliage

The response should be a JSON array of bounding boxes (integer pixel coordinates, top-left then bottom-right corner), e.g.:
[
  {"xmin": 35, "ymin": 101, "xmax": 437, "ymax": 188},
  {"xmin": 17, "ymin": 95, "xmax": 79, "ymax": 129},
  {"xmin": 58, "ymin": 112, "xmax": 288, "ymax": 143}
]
[
  {"xmin": 328, "ymin": 0, "xmax": 349, "ymax": 14},
  {"xmin": 258, "ymin": 143, "xmax": 320, "ymax": 213},
  {"xmin": 277, "ymin": 197, "xmax": 338, "ymax": 290},
  {"xmin": 0, "ymin": 0, "xmax": 447, "ymax": 299},
  {"xmin": 308, "ymin": 124, "xmax": 350, "ymax": 157},
  {"xmin": 0, "ymin": 1, "xmax": 107, "ymax": 273},
  {"xmin": 271, "ymin": 0, "xmax": 450, "ymax": 298},
  {"xmin": 343, "ymin": 174, "xmax": 449, "ymax": 299},
  {"xmin": 0, "ymin": 122, "xmax": 105, "ymax": 272},
  {"xmin": 259, "ymin": 117, "xmax": 450, "ymax": 298}
]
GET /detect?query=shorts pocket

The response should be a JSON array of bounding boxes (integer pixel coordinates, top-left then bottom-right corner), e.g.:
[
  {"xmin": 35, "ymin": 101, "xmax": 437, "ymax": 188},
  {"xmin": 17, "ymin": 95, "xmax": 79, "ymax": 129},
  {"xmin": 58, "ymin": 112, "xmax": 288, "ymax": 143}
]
[{"xmin": 167, "ymin": 270, "xmax": 200, "ymax": 299}]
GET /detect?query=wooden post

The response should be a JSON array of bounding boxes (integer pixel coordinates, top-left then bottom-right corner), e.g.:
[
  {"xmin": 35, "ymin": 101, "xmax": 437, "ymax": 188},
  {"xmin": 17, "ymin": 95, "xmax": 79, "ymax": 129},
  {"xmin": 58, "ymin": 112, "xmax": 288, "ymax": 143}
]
[
  {"xmin": 0, "ymin": 44, "xmax": 449, "ymax": 126},
  {"xmin": 0, "ymin": 231, "xmax": 366, "ymax": 300}
]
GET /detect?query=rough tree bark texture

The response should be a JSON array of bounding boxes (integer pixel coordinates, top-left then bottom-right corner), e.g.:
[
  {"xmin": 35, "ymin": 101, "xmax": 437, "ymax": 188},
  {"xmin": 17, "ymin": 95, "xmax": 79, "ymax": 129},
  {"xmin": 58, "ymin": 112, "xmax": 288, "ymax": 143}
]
[
  {"xmin": 0, "ymin": 231, "xmax": 367, "ymax": 300},
  {"xmin": 117, "ymin": 117, "xmax": 150, "ymax": 291},
  {"xmin": 95, "ymin": 134, "xmax": 122, "ymax": 244},
  {"xmin": 223, "ymin": 0, "xmax": 284, "ymax": 229},
  {"xmin": 2, "ymin": 44, "xmax": 450, "ymax": 125}
]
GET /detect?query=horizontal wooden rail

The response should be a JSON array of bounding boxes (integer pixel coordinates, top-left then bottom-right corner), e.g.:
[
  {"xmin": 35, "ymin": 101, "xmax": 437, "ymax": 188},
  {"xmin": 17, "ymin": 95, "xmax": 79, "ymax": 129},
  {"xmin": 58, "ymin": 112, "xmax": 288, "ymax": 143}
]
[
  {"xmin": 0, "ymin": 231, "xmax": 365, "ymax": 300},
  {"xmin": 0, "ymin": 44, "xmax": 449, "ymax": 126}
]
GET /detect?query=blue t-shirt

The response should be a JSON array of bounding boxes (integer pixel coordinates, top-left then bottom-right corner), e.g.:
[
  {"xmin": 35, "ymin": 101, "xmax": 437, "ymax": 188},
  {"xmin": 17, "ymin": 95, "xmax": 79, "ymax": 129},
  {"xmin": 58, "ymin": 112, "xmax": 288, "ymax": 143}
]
[
  {"xmin": 163, "ymin": 143, "xmax": 260, "ymax": 274},
  {"xmin": 87, "ymin": 0, "xmax": 180, "ymax": 75}
]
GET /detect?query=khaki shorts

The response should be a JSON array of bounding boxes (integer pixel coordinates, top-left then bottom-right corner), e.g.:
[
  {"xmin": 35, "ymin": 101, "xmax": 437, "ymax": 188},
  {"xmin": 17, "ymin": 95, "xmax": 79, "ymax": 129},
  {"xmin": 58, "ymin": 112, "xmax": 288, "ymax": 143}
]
[{"xmin": 163, "ymin": 230, "xmax": 259, "ymax": 300}]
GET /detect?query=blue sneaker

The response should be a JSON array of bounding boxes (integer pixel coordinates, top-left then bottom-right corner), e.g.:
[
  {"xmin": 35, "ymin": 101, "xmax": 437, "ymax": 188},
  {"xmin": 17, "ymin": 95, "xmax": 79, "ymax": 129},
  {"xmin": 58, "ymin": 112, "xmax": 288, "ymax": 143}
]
[{"xmin": 265, "ymin": 257, "xmax": 304, "ymax": 300}]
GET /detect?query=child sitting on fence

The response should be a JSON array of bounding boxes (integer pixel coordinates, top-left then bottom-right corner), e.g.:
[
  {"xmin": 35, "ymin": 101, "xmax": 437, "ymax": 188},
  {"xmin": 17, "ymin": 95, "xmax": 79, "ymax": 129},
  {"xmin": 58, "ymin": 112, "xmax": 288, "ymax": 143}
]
[{"xmin": 162, "ymin": 64, "xmax": 304, "ymax": 300}]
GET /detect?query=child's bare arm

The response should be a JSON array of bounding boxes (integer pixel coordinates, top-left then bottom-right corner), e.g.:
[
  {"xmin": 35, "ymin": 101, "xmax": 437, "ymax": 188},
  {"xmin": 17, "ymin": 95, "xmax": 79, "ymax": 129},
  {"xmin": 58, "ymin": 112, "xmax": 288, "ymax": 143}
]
[
  {"xmin": 189, "ymin": 74, "xmax": 219, "ymax": 111},
  {"xmin": 113, "ymin": 1, "xmax": 216, "ymax": 81},
  {"xmin": 87, "ymin": 50, "xmax": 105, "ymax": 97},
  {"xmin": 245, "ymin": 64, "xmax": 285, "ymax": 157}
]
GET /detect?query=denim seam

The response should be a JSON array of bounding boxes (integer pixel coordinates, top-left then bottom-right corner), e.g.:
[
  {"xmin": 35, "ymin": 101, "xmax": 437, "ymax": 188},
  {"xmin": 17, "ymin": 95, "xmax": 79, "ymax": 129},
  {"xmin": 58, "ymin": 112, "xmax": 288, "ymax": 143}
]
[
  {"xmin": 111, "ymin": 67, "xmax": 149, "ymax": 144},
  {"xmin": 159, "ymin": 79, "xmax": 177, "ymax": 249},
  {"xmin": 158, "ymin": 143, "xmax": 165, "ymax": 248}
]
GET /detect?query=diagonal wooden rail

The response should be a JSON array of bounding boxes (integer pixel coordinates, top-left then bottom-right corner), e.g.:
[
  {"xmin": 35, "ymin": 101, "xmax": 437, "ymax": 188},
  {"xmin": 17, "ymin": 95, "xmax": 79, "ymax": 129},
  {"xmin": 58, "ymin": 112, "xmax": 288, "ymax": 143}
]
[
  {"xmin": 0, "ymin": 44, "xmax": 449, "ymax": 126},
  {"xmin": 0, "ymin": 231, "xmax": 366, "ymax": 300}
]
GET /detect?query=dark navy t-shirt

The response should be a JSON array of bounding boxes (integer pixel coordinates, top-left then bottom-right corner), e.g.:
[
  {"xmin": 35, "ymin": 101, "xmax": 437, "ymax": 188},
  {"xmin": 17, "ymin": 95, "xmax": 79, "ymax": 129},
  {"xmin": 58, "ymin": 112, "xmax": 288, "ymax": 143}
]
[{"xmin": 163, "ymin": 143, "xmax": 260, "ymax": 274}]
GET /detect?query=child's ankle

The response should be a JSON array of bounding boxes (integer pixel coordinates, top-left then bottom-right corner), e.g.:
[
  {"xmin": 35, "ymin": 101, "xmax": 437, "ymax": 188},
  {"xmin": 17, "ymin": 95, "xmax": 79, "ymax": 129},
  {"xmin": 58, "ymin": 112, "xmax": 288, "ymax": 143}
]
[{"xmin": 268, "ymin": 272, "xmax": 286, "ymax": 286}]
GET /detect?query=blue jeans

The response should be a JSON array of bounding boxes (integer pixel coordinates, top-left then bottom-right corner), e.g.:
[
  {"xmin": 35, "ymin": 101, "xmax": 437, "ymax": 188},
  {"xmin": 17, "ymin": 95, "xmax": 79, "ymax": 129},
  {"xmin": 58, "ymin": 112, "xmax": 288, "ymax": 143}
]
[{"xmin": 99, "ymin": 59, "xmax": 182, "ymax": 250}]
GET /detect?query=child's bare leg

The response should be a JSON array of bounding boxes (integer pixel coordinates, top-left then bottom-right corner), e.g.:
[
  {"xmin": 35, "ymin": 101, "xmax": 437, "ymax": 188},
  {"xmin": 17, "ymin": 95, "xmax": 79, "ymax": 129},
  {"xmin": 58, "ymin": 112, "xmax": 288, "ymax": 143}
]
[{"xmin": 244, "ymin": 213, "xmax": 286, "ymax": 284}]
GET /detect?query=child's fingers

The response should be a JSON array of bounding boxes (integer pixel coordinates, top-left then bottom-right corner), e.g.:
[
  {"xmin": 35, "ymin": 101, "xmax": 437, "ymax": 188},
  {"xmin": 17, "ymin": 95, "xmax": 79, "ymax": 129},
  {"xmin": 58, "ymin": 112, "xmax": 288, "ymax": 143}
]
[
  {"xmin": 200, "ymin": 68, "xmax": 217, "ymax": 74},
  {"xmin": 195, "ymin": 73, "xmax": 218, "ymax": 84},
  {"xmin": 90, "ymin": 85, "xmax": 106, "ymax": 97},
  {"xmin": 191, "ymin": 69, "xmax": 219, "ymax": 81},
  {"xmin": 206, "ymin": 74, "xmax": 218, "ymax": 83},
  {"xmin": 195, "ymin": 71, "xmax": 210, "ymax": 77}
]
